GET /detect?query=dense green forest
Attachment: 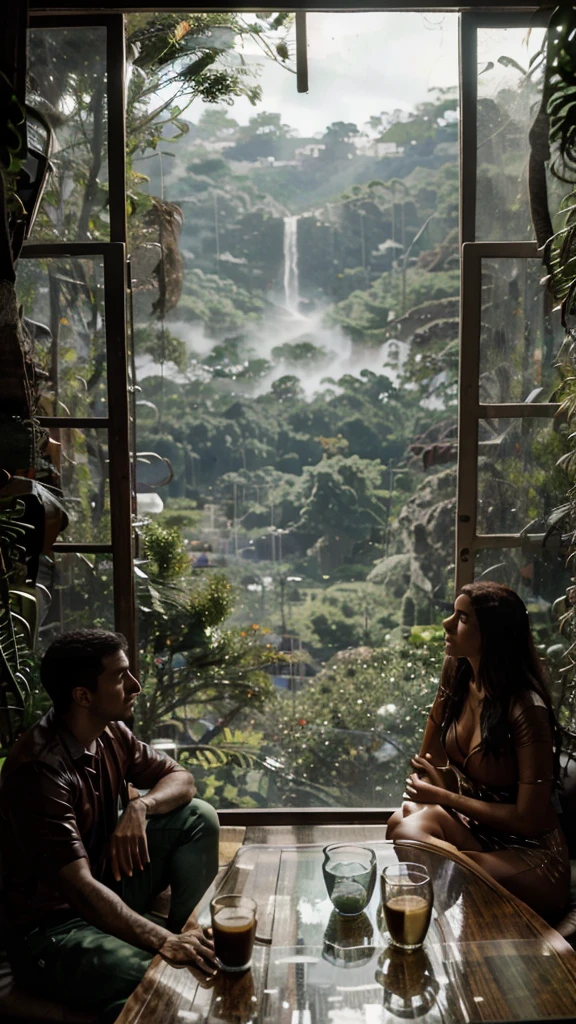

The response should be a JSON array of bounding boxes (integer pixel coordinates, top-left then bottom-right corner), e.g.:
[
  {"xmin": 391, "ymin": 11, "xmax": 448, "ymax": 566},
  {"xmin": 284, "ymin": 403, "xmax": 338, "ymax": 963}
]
[{"xmin": 132, "ymin": 75, "xmax": 563, "ymax": 623}]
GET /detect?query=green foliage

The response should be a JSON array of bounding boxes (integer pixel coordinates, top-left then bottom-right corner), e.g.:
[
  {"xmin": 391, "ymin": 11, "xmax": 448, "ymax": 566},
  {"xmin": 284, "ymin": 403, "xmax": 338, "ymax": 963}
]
[
  {"xmin": 258, "ymin": 630, "xmax": 444, "ymax": 807},
  {"xmin": 327, "ymin": 267, "xmax": 460, "ymax": 344},
  {"xmin": 286, "ymin": 580, "xmax": 402, "ymax": 652},
  {"xmin": 178, "ymin": 726, "xmax": 278, "ymax": 808},
  {"xmin": 401, "ymin": 594, "xmax": 415, "ymax": 627},
  {"xmin": 537, "ymin": 7, "xmax": 576, "ymax": 739},
  {"xmin": 154, "ymin": 497, "xmax": 203, "ymax": 534},
  {"xmin": 378, "ymin": 92, "xmax": 458, "ymax": 148},
  {"xmin": 175, "ymin": 269, "xmax": 264, "ymax": 338},
  {"xmin": 0, "ymin": 490, "xmax": 52, "ymax": 748},
  {"xmin": 0, "ymin": 496, "xmax": 31, "ymax": 736},
  {"xmin": 295, "ymin": 455, "xmax": 387, "ymax": 544},
  {"xmin": 271, "ymin": 341, "xmax": 328, "ymax": 365},
  {"xmin": 143, "ymin": 520, "xmax": 190, "ymax": 580},
  {"xmin": 134, "ymin": 325, "xmax": 188, "ymax": 372},
  {"xmin": 134, "ymin": 531, "xmax": 282, "ymax": 757}
]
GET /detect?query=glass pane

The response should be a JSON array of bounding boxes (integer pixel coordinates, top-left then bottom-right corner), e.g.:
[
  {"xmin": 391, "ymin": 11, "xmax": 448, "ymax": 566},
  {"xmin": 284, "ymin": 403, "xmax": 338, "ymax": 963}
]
[
  {"xmin": 476, "ymin": 26, "xmax": 547, "ymax": 240},
  {"xmin": 479, "ymin": 257, "xmax": 563, "ymax": 403},
  {"xmin": 38, "ymin": 552, "xmax": 114, "ymax": 649},
  {"xmin": 16, "ymin": 257, "xmax": 107, "ymax": 416},
  {"xmin": 52, "ymin": 426, "xmax": 110, "ymax": 543},
  {"xmin": 477, "ymin": 417, "xmax": 568, "ymax": 535},
  {"xmin": 27, "ymin": 27, "xmax": 109, "ymax": 242},
  {"xmin": 131, "ymin": 11, "xmax": 459, "ymax": 807}
]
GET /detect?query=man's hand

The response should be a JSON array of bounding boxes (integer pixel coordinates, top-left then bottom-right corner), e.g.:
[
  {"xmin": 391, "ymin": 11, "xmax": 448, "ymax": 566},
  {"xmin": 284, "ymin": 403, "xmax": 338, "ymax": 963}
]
[
  {"xmin": 109, "ymin": 798, "xmax": 150, "ymax": 882},
  {"xmin": 159, "ymin": 928, "xmax": 217, "ymax": 975}
]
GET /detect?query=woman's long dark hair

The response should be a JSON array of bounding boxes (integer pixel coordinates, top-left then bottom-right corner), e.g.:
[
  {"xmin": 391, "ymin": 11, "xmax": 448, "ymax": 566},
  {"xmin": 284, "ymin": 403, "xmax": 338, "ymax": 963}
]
[{"xmin": 440, "ymin": 581, "xmax": 561, "ymax": 782}]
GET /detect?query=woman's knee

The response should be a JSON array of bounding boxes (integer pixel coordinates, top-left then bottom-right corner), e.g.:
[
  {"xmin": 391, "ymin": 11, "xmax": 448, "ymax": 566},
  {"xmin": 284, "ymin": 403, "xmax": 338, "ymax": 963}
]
[
  {"xmin": 390, "ymin": 804, "xmax": 448, "ymax": 840},
  {"xmin": 386, "ymin": 810, "xmax": 403, "ymax": 837},
  {"xmin": 387, "ymin": 802, "xmax": 423, "ymax": 838}
]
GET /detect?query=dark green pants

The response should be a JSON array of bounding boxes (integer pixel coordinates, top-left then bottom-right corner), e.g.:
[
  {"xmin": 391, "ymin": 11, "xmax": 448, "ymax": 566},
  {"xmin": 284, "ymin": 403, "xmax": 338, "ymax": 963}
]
[{"xmin": 9, "ymin": 799, "xmax": 219, "ymax": 1024}]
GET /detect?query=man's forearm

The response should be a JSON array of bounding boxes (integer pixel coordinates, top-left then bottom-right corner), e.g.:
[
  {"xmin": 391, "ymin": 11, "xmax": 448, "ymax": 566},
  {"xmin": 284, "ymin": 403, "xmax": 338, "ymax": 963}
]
[
  {"xmin": 137, "ymin": 769, "xmax": 195, "ymax": 816},
  {"xmin": 59, "ymin": 867, "xmax": 172, "ymax": 953}
]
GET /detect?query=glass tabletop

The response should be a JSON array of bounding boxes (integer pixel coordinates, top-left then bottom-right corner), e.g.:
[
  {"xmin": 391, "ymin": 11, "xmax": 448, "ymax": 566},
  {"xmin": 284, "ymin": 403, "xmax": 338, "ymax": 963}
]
[
  {"xmin": 192, "ymin": 842, "xmax": 576, "ymax": 1023},
  {"xmin": 190, "ymin": 938, "xmax": 568, "ymax": 1024}
]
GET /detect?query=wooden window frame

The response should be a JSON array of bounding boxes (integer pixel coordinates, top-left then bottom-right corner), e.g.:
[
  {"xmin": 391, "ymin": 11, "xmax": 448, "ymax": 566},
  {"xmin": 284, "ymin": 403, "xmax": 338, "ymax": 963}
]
[
  {"xmin": 25, "ymin": 14, "xmax": 135, "ymax": 665},
  {"xmin": 456, "ymin": 8, "xmax": 556, "ymax": 591}
]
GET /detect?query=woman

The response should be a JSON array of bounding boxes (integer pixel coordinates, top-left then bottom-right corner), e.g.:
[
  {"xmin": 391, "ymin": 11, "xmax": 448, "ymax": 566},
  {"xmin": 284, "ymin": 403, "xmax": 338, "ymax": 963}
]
[{"xmin": 386, "ymin": 581, "xmax": 570, "ymax": 923}]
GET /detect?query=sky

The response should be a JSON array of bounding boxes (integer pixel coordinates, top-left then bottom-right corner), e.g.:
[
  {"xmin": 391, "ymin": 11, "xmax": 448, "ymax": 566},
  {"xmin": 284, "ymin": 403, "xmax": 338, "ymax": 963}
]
[{"xmin": 186, "ymin": 13, "xmax": 545, "ymax": 139}]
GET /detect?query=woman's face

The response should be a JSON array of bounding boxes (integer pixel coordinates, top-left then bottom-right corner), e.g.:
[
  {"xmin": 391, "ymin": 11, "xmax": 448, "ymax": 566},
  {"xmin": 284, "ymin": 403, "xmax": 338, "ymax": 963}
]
[{"xmin": 443, "ymin": 594, "xmax": 482, "ymax": 662}]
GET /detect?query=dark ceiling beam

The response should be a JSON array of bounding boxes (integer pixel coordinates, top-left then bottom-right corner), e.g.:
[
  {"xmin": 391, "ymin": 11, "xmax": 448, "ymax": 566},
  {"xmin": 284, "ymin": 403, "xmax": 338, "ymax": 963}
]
[{"xmin": 28, "ymin": 3, "xmax": 552, "ymax": 13}]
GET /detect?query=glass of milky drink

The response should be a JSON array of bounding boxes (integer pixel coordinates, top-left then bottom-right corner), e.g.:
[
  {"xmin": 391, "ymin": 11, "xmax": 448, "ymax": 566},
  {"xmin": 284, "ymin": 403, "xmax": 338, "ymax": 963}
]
[
  {"xmin": 322, "ymin": 844, "xmax": 377, "ymax": 916},
  {"xmin": 381, "ymin": 863, "xmax": 433, "ymax": 951},
  {"xmin": 210, "ymin": 894, "xmax": 258, "ymax": 972}
]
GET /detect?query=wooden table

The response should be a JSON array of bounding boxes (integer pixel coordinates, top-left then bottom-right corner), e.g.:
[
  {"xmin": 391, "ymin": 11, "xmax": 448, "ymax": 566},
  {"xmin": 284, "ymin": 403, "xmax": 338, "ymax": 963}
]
[{"xmin": 117, "ymin": 829, "xmax": 576, "ymax": 1024}]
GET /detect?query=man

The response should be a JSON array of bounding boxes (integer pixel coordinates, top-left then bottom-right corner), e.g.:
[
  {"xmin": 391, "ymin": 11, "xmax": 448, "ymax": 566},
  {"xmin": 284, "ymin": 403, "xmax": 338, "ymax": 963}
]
[{"xmin": 0, "ymin": 629, "xmax": 220, "ymax": 1022}]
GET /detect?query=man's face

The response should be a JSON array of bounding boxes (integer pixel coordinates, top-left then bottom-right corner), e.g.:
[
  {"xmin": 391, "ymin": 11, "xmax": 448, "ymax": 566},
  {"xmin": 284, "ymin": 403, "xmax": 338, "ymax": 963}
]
[{"xmin": 87, "ymin": 649, "xmax": 141, "ymax": 723}]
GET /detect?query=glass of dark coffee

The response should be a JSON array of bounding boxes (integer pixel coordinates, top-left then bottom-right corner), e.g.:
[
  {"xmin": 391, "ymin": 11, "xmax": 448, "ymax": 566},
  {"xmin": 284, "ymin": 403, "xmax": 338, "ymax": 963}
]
[
  {"xmin": 210, "ymin": 894, "xmax": 257, "ymax": 972},
  {"xmin": 381, "ymin": 863, "xmax": 433, "ymax": 951}
]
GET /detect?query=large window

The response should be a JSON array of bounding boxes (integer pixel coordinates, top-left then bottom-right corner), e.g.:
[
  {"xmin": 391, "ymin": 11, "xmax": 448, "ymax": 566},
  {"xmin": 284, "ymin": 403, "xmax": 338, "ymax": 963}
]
[{"xmin": 24, "ymin": 6, "xmax": 568, "ymax": 815}]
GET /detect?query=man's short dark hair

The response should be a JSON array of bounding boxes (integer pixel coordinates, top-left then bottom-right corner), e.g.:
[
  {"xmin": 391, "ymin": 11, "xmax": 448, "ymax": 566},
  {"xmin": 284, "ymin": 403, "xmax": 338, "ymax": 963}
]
[{"xmin": 40, "ymin": 629, "xmax": 129, "ymax": 714}]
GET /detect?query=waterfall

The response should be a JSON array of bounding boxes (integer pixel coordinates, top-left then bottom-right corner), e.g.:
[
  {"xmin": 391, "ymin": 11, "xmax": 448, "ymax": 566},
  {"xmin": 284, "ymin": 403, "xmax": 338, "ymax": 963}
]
[{"xmin": 283, "ymin": 215, "xmax": 300, "ymax": 313}]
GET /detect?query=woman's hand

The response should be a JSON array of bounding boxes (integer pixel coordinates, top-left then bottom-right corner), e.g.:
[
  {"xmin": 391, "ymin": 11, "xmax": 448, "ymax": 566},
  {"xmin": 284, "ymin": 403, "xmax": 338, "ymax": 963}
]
[
  {"xmin": 410, "ymin": 753, "xmax": 449, "ymax": 789},
  {"xmin": 405, "ymin": 772, "xmax": 450, "ymax": 806}
]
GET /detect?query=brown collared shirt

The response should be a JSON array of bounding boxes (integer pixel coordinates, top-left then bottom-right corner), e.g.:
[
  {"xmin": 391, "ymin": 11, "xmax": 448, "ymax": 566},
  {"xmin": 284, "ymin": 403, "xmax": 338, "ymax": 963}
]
[{"xmin": 0, "ymin": 708, "xmax": 185, "ymax": 930}]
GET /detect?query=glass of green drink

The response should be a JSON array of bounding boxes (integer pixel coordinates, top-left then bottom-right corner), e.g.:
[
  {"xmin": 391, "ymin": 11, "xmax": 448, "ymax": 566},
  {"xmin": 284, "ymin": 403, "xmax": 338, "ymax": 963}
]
[{"xmin": 322, "ymin": 844, "xmax": 377, "ymax": 916}]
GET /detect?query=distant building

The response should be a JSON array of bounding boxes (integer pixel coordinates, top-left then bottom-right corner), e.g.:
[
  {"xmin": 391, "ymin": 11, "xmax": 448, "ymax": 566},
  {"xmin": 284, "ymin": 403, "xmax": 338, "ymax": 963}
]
[
  {"xmin": 361, "ymin": 140, "xmax": 402, "ymax": 158},
  {"xmin": 295, "ymin": 143, "xmax": 326, "ymax": 161}
]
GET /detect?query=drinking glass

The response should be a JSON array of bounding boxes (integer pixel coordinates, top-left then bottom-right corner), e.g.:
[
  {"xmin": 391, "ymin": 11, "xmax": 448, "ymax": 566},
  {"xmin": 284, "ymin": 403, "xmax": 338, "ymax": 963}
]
[
  {"xmin": 322, "ymin": 844, "xmax": 377, "ymax": 916},
  {"xmin": 210, "ymin": 893, "xmax": 257, "ymax": 972},
  {"xmin": 381, "ymin": 863, "xmax": 433, "ymax": 951}
]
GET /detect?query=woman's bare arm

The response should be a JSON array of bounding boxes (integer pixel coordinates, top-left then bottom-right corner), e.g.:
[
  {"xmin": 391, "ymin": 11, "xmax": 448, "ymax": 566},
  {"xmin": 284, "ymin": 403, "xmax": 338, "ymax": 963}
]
[
  {"xmin": 418, "ymin": 687, "xmax": 451, "ymax": 765},
  {"xmin": 407, "ymin": 704, "xmax": 558, "ymax": 837}
]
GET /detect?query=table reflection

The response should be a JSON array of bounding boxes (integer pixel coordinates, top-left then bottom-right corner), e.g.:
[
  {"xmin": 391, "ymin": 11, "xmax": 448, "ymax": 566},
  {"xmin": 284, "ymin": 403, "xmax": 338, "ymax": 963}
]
[
  {"xmin": 322, "ymin": 909, "xmax": 377, "ymax": 968},
  {"xmin": 375, "ymin": 946, "xmax": 440, "ymax": 1019},
  {"xmin": 208, "ymin": 968, "xmax": 258, "ymax": 1024}
]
